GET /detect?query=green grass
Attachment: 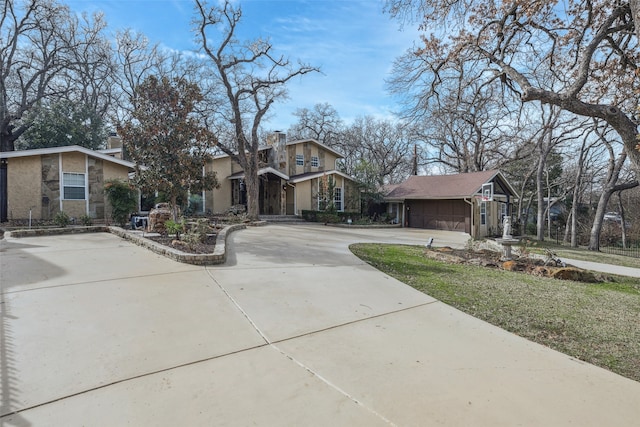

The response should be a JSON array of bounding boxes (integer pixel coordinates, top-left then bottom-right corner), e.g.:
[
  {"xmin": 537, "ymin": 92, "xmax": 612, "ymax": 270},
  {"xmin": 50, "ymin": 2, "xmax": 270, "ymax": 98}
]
[{"xmin": 350, "ymin": 243, "xmax": 640, "ymax": 383}]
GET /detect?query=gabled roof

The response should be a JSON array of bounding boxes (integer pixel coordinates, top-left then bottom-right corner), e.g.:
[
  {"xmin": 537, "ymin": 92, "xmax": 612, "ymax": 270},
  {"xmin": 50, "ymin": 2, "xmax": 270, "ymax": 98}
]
[
  {"xmin": 385, "ymin": 170, "xmax": 517, "ymax": 200},
  {"xmin": 286, "ymin": 138, "xmax": 344, "ymax": 159},
  {"xmin": 289, "ymin": 170, "xmax": 355, "ymax": 184},
  {"xmin": 0, "ymin": 145, "xmax": 136, "ymax": 169},
  {"xmin": 228, "ymin": 167, "xmax": 289, "ymax": 181}
]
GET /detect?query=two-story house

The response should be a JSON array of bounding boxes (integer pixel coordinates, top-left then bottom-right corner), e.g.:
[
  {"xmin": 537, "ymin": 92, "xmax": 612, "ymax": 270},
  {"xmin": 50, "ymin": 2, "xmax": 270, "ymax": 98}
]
[{"xmin": 202, "ymin": 133, "xmax": 359, "ymax": 216}]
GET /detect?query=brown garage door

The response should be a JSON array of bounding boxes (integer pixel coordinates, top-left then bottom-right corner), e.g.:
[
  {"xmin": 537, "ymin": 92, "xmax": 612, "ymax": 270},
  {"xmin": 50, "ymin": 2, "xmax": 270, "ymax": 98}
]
[{"xmin": 407, "ymin": 199, "xmax": 469, "ymax": 233}]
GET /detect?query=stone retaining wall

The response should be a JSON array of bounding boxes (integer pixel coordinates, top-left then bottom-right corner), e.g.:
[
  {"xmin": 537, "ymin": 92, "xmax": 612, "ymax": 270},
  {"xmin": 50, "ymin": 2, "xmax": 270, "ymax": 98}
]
[{"xmin": 4, "ymin": 224, "xmax": 247, "ymax": 266}]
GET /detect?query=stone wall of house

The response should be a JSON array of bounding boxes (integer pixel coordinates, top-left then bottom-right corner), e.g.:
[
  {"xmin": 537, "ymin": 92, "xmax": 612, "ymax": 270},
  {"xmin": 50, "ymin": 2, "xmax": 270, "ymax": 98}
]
[
  {"xmin": 88, "ymin": 157, "xmax": 105, "ymax": 219},
  {"xmin": 318, "ymin": 149, "xmax": 326, "ymax": 170},
  {"xmin": 7, "ymin": 156, "xmax": 41, "ymax": 220},
  {"xmin": 303, "ymin": 142, "xmax": 312, "ymax": 174},
  {"xmin": 42, "ymin": 154, "xmax": 61, "ymax": 220},
  {"xmin": 288, "ymin": 146, "xmax": 296, "ymax": 177}
]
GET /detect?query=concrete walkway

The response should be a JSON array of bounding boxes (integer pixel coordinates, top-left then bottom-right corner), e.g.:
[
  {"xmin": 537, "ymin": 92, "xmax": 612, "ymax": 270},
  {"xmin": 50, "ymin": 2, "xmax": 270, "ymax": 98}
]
[
  {"xmin": 562, "ymin": 258, "xmax": 640, "ymax": 278},
  {"xmin": 1, "ymin": 224, "xmax": 639, "ymax": 426}
]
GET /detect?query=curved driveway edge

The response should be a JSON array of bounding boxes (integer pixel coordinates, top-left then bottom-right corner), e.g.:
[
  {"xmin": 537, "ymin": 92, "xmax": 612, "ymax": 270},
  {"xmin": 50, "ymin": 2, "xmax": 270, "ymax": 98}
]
[{"xmin": 109, "ymin": 224, "xmax": 246, "ymax": 265}]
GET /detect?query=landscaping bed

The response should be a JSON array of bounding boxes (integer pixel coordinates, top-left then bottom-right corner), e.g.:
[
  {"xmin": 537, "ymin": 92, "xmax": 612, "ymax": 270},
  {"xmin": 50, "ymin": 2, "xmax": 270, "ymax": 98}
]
[{"xmin": 424, "ymin": 246, "xmax": 603, "ymax": 283}]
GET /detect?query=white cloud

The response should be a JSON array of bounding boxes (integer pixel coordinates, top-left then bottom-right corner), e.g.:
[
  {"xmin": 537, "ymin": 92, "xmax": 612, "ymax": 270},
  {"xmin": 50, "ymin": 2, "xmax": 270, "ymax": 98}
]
[{"xmin": 66, "ymin": 0, "xmax": 422, "ymax": 130}]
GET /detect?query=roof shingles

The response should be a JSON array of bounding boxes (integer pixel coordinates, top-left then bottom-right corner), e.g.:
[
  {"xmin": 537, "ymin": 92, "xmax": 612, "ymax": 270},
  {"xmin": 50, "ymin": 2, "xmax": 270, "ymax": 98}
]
[{"xmin": 386, "ymin": 170, "xmax": 502, "ymax": 199}]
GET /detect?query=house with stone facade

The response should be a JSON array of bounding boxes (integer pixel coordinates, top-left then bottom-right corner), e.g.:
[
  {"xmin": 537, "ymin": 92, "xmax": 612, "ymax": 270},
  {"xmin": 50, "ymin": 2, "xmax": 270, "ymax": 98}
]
[
  {"xmin": 0, "ymin": 143, "xmax": 135, "ymax": 222},
  {"xmin": 201, "ymin": 133, "xmax": 359, "ymax": 216}
]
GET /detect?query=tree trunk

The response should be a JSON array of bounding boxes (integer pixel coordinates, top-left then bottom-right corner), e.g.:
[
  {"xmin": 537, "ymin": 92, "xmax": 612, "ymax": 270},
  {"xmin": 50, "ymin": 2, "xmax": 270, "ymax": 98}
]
[
  {"xmin": 618, "ymin": 191, "xmax": 627, "ymax": 250},
  {"xmin": 570, "ymin": 190, "xmax": 580, "ymax": 247},
  {"xmin": 563, "ymin": 210, "xmax": 572, "ymax": 244},
  {"xmin": 243, "ymin": 156, "xmax": 260, "ymax": 220},
  {"xmin": 570, "ymin": 139, "xmax": 591, "ymax": 247},
  {"xmin": 587, "ymin": 149, "xmax": 635, "ymax": 251},
  {"xmin": 546, "ymin": 169, "xmax": 552, "ymax": 240},
  {"xmin": 535, "ymin": 152, "xmax": 545, "ymax": 241},
  {"xmin": 588, "ymin": 192, "xmax": 611, "ymax": 251},
  {"xmin": 170, "ymin": 195, "xmax": 179, "ymax": 222},
  {"xmin": 519, "ymin": 192, "xmax": 534, "ymax": 236}
]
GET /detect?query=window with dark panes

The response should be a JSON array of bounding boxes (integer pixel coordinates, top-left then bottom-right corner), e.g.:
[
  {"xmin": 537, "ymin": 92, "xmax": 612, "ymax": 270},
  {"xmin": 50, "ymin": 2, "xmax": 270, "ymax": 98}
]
[{"xmin": 63, "ymin": 173, "xmax": 86, "ymax": 200}]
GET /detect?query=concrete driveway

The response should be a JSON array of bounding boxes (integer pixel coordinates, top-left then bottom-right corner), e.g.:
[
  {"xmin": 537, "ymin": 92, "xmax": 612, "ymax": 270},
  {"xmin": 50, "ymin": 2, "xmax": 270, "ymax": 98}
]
[{"xmin": 1, "ymin": 224, "xmax": 639, "ymax": 426}]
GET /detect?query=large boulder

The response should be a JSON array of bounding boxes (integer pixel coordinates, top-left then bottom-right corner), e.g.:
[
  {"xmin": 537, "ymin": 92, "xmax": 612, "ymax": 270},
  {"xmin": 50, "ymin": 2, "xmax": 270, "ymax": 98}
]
[{"xmin": 147, "ymin": 204, "xmax": 171, "ymax": 233}]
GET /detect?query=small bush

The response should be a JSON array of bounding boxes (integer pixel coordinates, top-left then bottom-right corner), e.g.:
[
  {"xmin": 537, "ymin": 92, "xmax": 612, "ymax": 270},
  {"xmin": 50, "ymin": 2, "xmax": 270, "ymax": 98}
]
[
  {"xmin": 80, "ymin": 214, "xmax": 93, "ymax": 226},
  {"xmin": 317, "ymin": 213, "xmax": 341, "ymax": 223},
  {"xmin": 182, "ymin": 231, "xmax": 203, "ymax": 249},
  {"xmin": 165, "ymin": 218, "xmax": 185, "ymax": 239},
  {"xmin": 301, "ymin": 210, "xmax": 318, "ymax": 222},
  {"xmin": 191, "ymin": 218, "xmax": 210, "ymax": 241},
  {"xmin": 53, "ymin": 211, "xmax": 71, "ymax": 227}
]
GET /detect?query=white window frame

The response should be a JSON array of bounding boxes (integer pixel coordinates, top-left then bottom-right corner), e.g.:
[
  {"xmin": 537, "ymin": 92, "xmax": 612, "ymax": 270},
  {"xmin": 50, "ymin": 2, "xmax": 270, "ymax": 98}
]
[
  {"xmin": 62, "ymin": 172, "xmax": 86, "ymax": 200},
  {"xmin": 311, "ymin": 156, "xmax": 319, "ymax": 167},
  {"xmin": 480, "ymin": 201, "xmax": 486, "ymax": 225},
  {"xmin": 334, "ymin": 187, "xmax": 343, "ymax": 211},
  {"xmin": 296, "ymin": 154, "xmax": 304, "ymax": 166}
]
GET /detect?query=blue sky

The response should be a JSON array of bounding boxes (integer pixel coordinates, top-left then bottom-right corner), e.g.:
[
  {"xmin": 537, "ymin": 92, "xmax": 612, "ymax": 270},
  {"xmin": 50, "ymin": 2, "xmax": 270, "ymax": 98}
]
[{"xmin": 65, "ymin": 0, "xmax": 420, "ymax": 132}]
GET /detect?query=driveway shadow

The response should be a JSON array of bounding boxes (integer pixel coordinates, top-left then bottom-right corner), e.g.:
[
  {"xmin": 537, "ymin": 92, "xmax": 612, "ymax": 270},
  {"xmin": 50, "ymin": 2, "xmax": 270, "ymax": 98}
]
[{"xmin": 0, "ymin": 240, "xmax": 66, "ymax": 291}]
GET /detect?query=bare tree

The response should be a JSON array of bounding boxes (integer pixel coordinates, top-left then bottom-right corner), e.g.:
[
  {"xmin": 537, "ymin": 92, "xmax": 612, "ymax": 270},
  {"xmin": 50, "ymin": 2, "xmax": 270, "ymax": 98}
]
[
  {"xmin": 385, "ymin": 0, "xmax": 640, "ymax": 176},
  {"xmin": 0, "ymin": 0, "xmax": 110, "ymax": 151},
  {"xmin": 530, "ymin": 107, "xmax": 590, "ymax": 241},
  {"xmin": 0, "ymin": 0, "xmax": 111, "ymax": 221},
  {"xmin": 63, "ymin": 11, "xmax": 114, "ymax": 119},
  {"xmin": 339, "ymin": 116, "xmax": 416, "ymax": 186},
  {"xmin": 194, "ymin": 0, "xmax": 319, "ymax": 220},
  {"xmin": 110, "ymin": 29, "xmax": 166, "ymax": 125},
  {"xmin": 587, "ymin": 127, "xmax": 638, "ymax": 250},
  {"xmin": 287, "ymin": 103, "xmax": 344, "ymax": 146},
  {"xmin": 566, "ymin": 126, "xmax": 601, "ymax": 247}
]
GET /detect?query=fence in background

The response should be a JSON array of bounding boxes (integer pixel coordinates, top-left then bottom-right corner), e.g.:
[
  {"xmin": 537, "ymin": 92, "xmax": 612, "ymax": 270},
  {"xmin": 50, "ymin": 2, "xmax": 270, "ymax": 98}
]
[{"xmin": 600, "ymin": 240, "xmax": 640, "ymax": 258}]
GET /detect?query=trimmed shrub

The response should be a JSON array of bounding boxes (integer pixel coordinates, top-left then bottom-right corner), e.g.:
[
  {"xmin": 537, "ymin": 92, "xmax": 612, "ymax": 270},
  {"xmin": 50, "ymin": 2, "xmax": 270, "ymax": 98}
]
[
  {"xmin": 80, "ymin": 214, "xmax": 93, "ymax": 226},
  {"xmin": 53, "ymin": 211, "xmax": 71, "ymax": 227}
]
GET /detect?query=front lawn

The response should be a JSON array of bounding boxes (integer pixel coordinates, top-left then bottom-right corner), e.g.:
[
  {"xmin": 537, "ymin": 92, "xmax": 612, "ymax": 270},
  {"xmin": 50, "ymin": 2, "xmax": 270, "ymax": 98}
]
[{"xmin": 350, "ymin": 243, "xmax": 640, "ymax": 382}]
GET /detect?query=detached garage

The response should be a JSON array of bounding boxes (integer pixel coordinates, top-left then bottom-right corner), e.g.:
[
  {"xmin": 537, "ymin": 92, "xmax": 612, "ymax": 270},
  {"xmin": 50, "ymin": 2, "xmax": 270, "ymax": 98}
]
[{"xmin": 384, "ymin": 170, "xmax": 518, "ymax": 239}]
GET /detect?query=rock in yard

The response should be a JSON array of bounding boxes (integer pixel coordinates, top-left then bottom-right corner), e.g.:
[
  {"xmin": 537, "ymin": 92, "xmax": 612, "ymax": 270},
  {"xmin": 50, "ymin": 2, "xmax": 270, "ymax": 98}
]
[{"xmin": 148, "ymin": 206, "xmax": 171, "ymax": 233}]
